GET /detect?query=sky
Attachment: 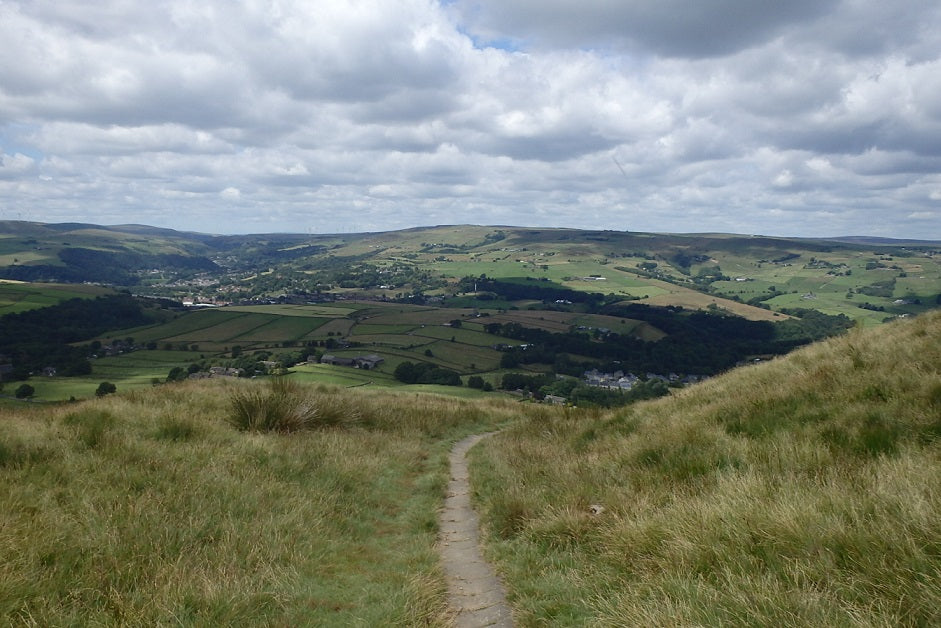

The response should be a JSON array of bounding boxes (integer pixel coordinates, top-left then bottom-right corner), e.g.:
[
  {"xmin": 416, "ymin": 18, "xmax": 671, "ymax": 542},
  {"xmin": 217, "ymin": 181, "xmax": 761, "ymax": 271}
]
[{"xmin": 1, "ymin": 1, "xmax": 940, "ymax": 239}]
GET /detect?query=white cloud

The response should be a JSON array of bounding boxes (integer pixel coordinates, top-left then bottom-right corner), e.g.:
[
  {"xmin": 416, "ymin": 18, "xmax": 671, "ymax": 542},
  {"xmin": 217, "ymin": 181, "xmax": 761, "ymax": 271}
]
[{"xmin": 0, "ymin": 0, "xmax": 939, "ymax": 238}]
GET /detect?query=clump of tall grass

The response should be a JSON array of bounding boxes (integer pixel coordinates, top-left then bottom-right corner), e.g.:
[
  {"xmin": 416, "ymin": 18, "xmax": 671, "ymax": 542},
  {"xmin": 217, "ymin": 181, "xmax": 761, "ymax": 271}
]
[{"xmin": 228, "ymin": 377, "xmax": 358, "ymax": 432}]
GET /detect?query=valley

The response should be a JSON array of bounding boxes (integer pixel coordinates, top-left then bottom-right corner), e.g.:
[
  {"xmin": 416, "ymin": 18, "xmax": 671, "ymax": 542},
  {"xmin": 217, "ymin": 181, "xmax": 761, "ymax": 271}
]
[{"xmin": 1, "ymin": 221, "xmax": 938, "ymax": 404}]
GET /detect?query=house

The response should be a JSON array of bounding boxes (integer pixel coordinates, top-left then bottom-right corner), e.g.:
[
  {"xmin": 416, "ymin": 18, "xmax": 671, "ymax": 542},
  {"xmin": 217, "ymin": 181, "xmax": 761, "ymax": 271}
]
[
  {"xmin": 353, "ymin": 354, "xmax": 384, "ymax": 370},
  {"xmin": 321, "ymin": 354, "xmax": 384, "ymax": 369},
  {"xmin": 208, "ymin": 366, "xmax": 244, "ymax": 378},
  {"xmin": 321, "ymin": 354, "xmax": 356, "ymax": 367}
]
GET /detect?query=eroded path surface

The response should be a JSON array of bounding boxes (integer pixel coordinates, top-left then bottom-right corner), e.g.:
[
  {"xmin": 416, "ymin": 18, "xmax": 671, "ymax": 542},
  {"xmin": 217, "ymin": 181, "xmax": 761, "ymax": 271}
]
[{"xmin": 439, "ymin": 433, "xmax": 514, "ymax": 627}]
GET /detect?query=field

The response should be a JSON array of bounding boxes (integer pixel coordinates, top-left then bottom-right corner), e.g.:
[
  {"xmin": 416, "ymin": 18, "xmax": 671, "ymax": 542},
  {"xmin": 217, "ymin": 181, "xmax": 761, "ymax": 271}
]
[{"xmin": 0, "ymin": 281, "xmax": 113, "ymax": 316}]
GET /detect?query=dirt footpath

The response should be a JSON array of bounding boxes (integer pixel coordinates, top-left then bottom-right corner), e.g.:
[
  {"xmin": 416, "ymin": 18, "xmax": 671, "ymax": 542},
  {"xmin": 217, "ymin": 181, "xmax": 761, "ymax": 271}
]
[{"xmin": 439, "ymin": 433, "xmax": 514, "ymax": 627}]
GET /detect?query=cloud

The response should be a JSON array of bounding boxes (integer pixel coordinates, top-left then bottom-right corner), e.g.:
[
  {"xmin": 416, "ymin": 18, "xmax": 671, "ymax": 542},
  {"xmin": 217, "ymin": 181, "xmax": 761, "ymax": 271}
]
[
  {"xmin": 0, "ymin": 151, "xmax": 37, "ymax": 179},
  {"xmin": 0, "ymin": 0, "xmax": 939, "ymax": 239},
  {"xmin": 453, "ymin": 0, "xmax": 840, "ymax": 57}
]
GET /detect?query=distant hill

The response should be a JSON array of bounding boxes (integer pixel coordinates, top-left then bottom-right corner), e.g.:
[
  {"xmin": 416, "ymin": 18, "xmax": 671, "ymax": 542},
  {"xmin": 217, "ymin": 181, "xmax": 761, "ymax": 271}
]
[{"xmin": 0, "ymin": 220, "xmax": 938, "ymax": 324}]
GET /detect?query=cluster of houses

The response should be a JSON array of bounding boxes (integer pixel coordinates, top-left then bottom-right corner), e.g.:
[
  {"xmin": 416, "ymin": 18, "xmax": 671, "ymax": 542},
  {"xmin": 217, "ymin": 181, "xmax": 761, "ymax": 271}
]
[
  {"xmin": 188, "ymin": 366, "xmax": 245, "ymax": 380},
  {"xmin": 584, "ymin": 369, "xmax": 640, "ymax": 390},
  {"xmin": 583, "ymin": 368, "xmax": 703, "ymax": 390}
]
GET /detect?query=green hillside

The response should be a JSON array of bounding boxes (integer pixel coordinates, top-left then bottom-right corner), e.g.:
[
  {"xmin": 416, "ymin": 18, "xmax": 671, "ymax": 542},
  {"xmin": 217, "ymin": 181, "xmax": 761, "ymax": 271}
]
[
  {"xmin": 2, "ymin": 221, "xmax": 938, "ymax": 324},
  {"xmin": 0, "ymin": 281, "xmax": 114, "ymax": 316},
  {"xmin": 471, "ymin": 310, "xmax": 941, "ymax": 625}
]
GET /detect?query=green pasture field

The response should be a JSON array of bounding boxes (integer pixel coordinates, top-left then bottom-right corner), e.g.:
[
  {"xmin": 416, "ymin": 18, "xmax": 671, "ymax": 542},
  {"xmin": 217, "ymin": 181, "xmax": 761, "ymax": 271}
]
[
  {"xmin": 475, "ymin": 309, "xmax": 577, "ymax": 333},
  {"xmin": 344, "ymin": 300, "xmax": 434, "ymax": 316},
  {"xmin": 410, "ymin": 325, "xmax": 505, "ymax": 347},
  {"xmin": 127, "ymin": 310, "xmax": 245, "ymax": 343},
  {"xmin": 0, "ymin": 281, "xmax": 114, "ymax": 316},
  {"xmin": 0, "ymin": 250, "xmax": 57, "ymax": 266},
  {"xmin": 228, "ymin": 316, "xmax": 329, "ymax": 343},
  {"xmin": 363, "ymin": 307, "xmax": 476, "ymax": 326},
  {"xmin": 417, "ymin": 341, "xmax": 502, "ymax": 372},
  {"xmin": 14, "ymin": 373, "xmax": 158, "ymax": 402},
  {"xmin": 345, "ymin": 333, "xmax": 433, "ymax": 348},
  {"xmin": 430, "ymin": 259, "xmax": 538, "ymax": 280},
  {"xmin": 304, "ymin": 318, "xmax": 354, "ymax": 338},
  {"xmin": 353, "ymin": 324, "xmax": 418, "ymax": 335},
  {"xmin": 291, "ymin": 363, "xmax": 401, "ymax": 388},
  {"xmin": 163, "ymin": 313, "xmax": 277, "ymax": 344},
  {"xmin": 224, "ymin": 304, "xmax": 357, "ymax": 317},
  {"xmin": 765, "ymin": 293, "xmax": 888, "ymax": 326}
]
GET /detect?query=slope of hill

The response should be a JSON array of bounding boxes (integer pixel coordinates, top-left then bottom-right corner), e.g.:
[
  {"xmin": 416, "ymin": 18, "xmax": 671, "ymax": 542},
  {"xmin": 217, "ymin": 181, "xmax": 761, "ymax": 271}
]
[
  {"xmin": 470, "ymin": 310, "xmax": 941, "ymax": 625},
  {"xmin": 0, "ymin": 381, "xmax": 537, "ymax": 624}
]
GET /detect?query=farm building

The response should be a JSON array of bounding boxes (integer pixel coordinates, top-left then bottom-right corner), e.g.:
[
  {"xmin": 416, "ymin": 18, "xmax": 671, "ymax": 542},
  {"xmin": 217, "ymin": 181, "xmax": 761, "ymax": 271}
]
[{"xmin": 320, "ymin": 354, "xmax": 385, "ymax": 369}]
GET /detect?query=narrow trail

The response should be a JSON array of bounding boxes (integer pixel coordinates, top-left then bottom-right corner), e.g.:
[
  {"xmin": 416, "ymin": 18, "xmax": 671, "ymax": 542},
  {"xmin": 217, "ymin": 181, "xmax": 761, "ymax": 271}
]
[{"xmin": 439, "ymin": 432, "xmax": 514, "ymax": 627}]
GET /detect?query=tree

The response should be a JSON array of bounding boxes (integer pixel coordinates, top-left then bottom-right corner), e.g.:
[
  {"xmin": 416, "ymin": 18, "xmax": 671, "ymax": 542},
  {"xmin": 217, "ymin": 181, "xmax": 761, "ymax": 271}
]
[
  {"xmin": 96, "ymin": 382, "xmax": 117, "ymax": 397},
  {"xmin": 14, "ymin": 383, "xmax": 34, "ymax": 399},
  {"xmin": 467, "ymin": 375, "xmax": 485, "ymax": 389}
]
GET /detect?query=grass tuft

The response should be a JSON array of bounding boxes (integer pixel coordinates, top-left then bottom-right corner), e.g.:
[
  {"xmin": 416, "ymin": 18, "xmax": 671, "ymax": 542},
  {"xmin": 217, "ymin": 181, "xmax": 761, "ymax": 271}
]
[
  {"xmin": 227, "ymin": 377, "xmax": 356, "ymax": 432},
  {"xmin": 153, "ymin": 417, "xmax": 198, "ymax": 441},
  {"xmin": 63, "ymin": 408, "xmax": 116, "ymax": 449}
]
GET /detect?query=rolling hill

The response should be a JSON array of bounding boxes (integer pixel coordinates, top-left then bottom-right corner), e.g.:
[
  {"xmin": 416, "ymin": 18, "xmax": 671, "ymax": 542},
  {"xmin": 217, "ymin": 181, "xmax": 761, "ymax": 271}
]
[{"xmin": 1, "ymin": 221, "xmax": 938, "ymax": 325}]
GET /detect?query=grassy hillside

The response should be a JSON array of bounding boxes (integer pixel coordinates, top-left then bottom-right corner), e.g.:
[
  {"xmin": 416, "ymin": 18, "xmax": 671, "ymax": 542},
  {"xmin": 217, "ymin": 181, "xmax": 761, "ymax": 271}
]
[
  {"xmin": 470, "ymin": 310, "xmax": 941, "ymax": 625},
  {"xmin": 0, "ymin": 381, "xmax": 534, "ymax": 625},
  {"xmin": 3, "ymin": 221, "xmax": 938, "ymax": 324}
]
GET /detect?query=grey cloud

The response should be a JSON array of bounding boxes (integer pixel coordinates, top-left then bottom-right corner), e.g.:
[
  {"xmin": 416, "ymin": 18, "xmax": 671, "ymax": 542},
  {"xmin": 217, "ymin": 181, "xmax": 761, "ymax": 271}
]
[{"xmin": 454, "ymin": 0, "xmax": 838, "ymax": 57}]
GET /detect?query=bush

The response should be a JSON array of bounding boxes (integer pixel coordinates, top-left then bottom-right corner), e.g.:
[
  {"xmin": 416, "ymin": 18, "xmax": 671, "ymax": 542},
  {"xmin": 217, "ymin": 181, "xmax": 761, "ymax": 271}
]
[
  {"xmin": 393, "ymin": 361, "xmax": 462, "ymax": 386},
  {"xmin": 228, "ymin": 378, "xmax": 359, "ymax": 432},
  {"xmin": 14, "ymin": 384, "xmax": 34, "ymax": 399},
  {"xmin": 96, "ymin": 381, "xmax": 117, "ymax": 397}
]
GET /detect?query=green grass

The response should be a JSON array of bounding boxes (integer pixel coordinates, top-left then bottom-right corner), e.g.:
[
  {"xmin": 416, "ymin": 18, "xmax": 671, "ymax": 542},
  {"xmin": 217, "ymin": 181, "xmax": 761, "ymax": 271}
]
[
  {"xmin": 0, "ymin": 379, "xmax": 535, "ymax": 625},
  {"xmin": 470, "ymin": 310, "xmax": 941, "ymax": 625}
]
